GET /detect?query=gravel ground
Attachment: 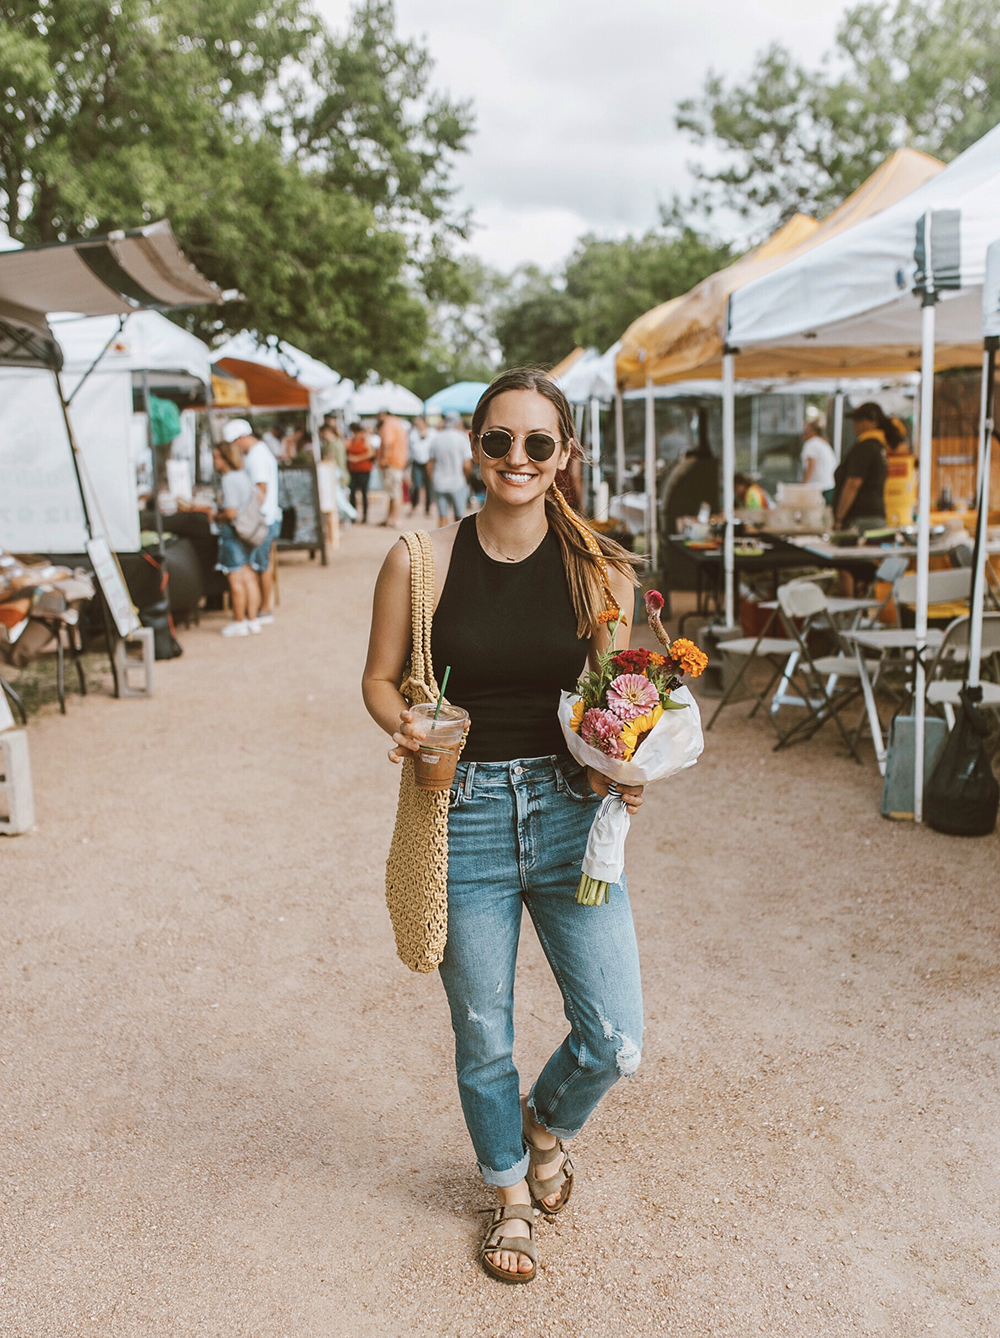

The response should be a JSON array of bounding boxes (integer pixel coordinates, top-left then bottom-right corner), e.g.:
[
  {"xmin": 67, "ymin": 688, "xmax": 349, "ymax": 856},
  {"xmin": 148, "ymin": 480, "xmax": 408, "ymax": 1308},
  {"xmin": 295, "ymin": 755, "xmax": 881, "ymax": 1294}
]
[{"xmin": 1, "ymin": 523, "xmax": 998, "ymax": 1338}]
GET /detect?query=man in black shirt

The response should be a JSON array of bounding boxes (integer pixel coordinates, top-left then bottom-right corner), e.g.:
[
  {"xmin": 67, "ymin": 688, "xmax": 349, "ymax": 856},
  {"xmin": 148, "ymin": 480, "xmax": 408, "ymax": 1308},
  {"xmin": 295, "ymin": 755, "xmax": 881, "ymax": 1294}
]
[{"xmin": 833, "ymin": 403, "xmax": 898, "ymax": 530}]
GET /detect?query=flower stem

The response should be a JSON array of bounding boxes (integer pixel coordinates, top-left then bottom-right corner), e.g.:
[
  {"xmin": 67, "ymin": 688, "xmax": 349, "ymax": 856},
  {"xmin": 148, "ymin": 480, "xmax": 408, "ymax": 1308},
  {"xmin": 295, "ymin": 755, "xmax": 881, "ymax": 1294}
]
[{"xmin": 575, "ymin": 874, "xmax": 610, "ymax": 905}]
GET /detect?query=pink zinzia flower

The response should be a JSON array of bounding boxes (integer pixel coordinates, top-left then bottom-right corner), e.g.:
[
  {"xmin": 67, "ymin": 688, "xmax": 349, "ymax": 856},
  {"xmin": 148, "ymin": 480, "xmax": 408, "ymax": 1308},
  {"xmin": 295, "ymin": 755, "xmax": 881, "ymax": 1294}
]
[
  {"xmin": 580, "ymin": 707, "xmax": 628, "ymax": 758},
  {"xmin": 607, "ymin": 673, "xmax": 660, "ymax": 722}
]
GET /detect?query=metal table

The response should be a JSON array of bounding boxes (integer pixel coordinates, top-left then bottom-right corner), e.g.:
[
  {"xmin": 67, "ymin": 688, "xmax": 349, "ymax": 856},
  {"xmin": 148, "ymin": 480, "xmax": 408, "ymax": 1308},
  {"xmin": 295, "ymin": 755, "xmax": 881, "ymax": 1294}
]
[{"xmin": 665, "ymin": 536, "xmax": 814, "ymax": 631}]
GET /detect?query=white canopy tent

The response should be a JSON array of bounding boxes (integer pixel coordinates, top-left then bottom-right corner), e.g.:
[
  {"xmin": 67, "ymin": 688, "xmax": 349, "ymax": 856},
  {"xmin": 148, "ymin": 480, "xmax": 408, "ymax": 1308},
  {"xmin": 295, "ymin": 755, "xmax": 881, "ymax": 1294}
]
[
  {"xmin": 0, "ymin": 311, "xmax": 212, "ymax": 553},
  {"xmin": 728, "ymin": 123, "xmax": 1000, "ymax": 820},
  {"xmin": 0, "ymin": 222, "xmax": 223, "ymax": 561},
  {"xmin": 349, "ymin": 379, "xmax": 423, "ymax": 417}
]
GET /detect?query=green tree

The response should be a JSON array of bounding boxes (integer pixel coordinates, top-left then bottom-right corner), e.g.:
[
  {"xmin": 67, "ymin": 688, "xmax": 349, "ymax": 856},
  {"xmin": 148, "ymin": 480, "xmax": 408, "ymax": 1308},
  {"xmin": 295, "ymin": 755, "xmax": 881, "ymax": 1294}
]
[
  {"xmin": 0, "ymin": 0, "xmax": 472, "ymax": 381},
  {"xmin": 494, "ymin": 268, "xmax": 578, "ymax": 370},
  {"xmin": 564, "ymin": 222, "xmax": 734, "ymax": 351},
  {"xmin": 493, "ymin": 223, "xmax": 734, "ymax": 370},
  {"xmin": 677, "ymin": 0, "xmax": 1000, "ymax": 226}
]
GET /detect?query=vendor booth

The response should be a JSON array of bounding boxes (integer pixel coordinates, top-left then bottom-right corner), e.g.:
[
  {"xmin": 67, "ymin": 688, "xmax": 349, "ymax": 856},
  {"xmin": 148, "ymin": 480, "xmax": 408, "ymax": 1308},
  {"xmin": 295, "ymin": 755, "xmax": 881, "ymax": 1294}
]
[
  {"xmin": 727, "ymin": 122, "xmax": 1000, "ymax": 820},
  {"xmin": 213, "ymin": 332, "xmax": 351, "ymax": 563},
  {"xmin": 0, "ymin": 221, "xmax": 224, "ymax": 697},
  {"xmin": 615, "ymin": 147, "xmax": 945, "ymax": 582},
  {"xmin": 424, "ymin": 381, "xmax": 489, "ymax": 417}
]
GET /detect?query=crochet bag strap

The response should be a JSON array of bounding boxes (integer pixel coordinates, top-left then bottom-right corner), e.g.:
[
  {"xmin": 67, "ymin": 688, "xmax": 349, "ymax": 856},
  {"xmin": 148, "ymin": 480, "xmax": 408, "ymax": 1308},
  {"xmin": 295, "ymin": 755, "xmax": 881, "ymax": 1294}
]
[
  {"xmin": 399, "ymin": 529, "xmax": 438, "ymax": 706},
  {"xmin": 385, "ymin": 530, "xmax": 450, "ymax": 973}
]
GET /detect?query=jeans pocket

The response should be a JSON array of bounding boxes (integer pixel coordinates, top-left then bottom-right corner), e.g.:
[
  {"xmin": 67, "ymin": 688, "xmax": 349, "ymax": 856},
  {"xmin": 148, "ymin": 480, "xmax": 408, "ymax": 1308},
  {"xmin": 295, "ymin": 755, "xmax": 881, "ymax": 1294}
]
[{"xmin": 560, "ymin": 760, "xmax": 598, "ymax": 803}]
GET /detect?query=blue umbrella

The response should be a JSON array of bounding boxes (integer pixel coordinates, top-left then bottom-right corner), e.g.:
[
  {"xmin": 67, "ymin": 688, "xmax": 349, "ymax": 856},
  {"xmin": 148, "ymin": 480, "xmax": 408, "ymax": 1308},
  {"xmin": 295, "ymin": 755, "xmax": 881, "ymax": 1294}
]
[{"xmin": 424, "ymin": 380, "xmax": 489, "ymax": 416}]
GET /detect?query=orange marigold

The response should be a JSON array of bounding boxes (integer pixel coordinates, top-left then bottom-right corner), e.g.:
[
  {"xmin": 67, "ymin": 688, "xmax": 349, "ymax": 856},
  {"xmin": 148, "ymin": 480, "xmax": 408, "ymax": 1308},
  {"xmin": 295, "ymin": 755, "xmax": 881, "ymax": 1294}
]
[
  {"xmin": 669, "ymin": 638, "xmax": 708, "ymax": 677},
  {"xmin": 647, "ymin": 651, "xmax": 666, "ymax": 667},
  {"xmin": 597, "ymin": 608, "xmax": 625, "ymax": 626}
]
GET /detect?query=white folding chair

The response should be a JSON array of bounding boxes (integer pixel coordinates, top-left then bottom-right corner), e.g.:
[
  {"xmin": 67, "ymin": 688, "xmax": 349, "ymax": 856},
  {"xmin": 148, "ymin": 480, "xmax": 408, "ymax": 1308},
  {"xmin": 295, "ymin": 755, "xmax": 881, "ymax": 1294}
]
[{"xmin": 925, "ymin": 613, "xmax": 1000, "ymax": 731}]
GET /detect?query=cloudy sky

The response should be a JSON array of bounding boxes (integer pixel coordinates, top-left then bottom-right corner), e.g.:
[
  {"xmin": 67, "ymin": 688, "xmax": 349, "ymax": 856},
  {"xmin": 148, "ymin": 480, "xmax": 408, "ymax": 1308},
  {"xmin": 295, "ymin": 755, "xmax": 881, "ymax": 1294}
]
[{"xmin": 315, "ymin": 0, "xmax": 852, "ymax": 271}]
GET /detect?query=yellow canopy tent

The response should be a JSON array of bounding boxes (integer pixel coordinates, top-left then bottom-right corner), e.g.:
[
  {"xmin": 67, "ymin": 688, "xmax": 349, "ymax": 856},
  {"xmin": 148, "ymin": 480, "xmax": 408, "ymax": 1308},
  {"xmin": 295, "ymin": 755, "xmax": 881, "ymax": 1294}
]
[{"xmin": 616, "ymin": 148, "xmax": 944, "ymax": 389}]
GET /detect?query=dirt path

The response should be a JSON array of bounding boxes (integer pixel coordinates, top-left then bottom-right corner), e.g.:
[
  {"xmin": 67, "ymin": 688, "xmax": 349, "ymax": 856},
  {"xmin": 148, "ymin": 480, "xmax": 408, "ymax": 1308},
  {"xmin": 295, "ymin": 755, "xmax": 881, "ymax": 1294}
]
[{"xmin": 1, "ymin": 525, "xmax": 997, "ymax": 1337}]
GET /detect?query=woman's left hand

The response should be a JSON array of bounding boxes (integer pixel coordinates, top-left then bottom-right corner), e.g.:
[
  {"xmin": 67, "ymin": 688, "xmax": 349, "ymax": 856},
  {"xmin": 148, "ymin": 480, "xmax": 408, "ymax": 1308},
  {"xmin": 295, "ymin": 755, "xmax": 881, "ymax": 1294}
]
[{"xmin": 587, "ymin": 768, "xmax": 644, "ymax": 816}]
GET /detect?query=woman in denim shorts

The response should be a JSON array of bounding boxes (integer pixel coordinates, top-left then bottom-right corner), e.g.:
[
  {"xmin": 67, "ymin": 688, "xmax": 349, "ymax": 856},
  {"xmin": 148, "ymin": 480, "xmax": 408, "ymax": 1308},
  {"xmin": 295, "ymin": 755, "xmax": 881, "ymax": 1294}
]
[
  {"xmin": 210, "ymin": 442, "xmax": 261, "ymax": 637},
  {"xmin": 363, "ymin": 370, "xmax": 644, "ymax": 1284}
]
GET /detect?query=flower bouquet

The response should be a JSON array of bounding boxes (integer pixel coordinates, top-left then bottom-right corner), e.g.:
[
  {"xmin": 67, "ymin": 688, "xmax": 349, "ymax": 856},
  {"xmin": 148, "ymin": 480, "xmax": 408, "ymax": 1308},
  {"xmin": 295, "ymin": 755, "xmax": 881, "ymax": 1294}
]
[{"xmin": 558, "ymin": 591, "xmax": 707, "ymax": 904}]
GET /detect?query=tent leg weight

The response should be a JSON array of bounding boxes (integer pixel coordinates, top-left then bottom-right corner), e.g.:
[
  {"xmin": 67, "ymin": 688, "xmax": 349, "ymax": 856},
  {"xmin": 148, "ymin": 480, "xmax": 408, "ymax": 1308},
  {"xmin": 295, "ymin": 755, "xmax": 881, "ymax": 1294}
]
[{"xmin": 0, "ymin": 730, "xmax": 35, "ymax": 835}]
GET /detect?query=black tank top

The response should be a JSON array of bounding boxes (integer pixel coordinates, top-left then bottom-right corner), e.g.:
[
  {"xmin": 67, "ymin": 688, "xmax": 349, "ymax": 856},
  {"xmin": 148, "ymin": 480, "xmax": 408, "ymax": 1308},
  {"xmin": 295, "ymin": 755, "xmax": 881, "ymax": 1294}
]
[{"xmin": 431, "ymin": 515, "xmax": 588, "ymax": 762}]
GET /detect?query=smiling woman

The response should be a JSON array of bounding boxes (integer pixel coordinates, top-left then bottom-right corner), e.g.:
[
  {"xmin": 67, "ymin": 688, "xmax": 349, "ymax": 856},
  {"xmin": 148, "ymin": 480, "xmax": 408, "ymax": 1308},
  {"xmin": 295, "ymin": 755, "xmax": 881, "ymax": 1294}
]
[{"xmin": 362, "ymin": 369, "xmax": 645, "ymax": 1284}]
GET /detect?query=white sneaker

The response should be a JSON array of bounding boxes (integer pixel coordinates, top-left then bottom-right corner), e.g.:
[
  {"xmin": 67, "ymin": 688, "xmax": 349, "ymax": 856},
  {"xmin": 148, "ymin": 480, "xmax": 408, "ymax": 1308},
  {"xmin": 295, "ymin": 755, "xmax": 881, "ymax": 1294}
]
[
  {"xmin": 256, "ymin": 612, "xmax": 275, "ymax": 626},
  {"xmin": 247, "ymin": 618, "xmax": 262, "ymax": 634},
  {"xmin": 221, "ymin": 621, "xmax": 250, "ymax": 637}
]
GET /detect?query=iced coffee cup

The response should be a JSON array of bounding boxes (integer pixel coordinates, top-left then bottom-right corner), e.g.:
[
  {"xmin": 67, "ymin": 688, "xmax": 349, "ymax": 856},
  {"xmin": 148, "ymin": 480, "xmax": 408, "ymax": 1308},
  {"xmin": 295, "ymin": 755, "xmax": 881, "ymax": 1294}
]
[{"xmin": 410, "ymin": 702, "xmax": 469, "ymax": 791}]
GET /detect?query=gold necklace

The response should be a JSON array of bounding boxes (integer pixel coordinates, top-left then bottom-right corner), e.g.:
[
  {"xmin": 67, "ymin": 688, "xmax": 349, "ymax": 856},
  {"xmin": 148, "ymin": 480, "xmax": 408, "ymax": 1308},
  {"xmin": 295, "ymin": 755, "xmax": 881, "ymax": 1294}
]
[{"xmin": 475, "ymin": 516, "xmax": 546, "ymax": 563}]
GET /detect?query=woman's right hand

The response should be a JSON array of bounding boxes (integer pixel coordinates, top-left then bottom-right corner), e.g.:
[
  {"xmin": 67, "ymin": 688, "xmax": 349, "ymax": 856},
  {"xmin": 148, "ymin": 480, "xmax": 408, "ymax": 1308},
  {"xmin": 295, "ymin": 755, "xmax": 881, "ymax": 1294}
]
[{"xmin": 388, "ymin": 709, "xmax": 427, "ymax": 764}]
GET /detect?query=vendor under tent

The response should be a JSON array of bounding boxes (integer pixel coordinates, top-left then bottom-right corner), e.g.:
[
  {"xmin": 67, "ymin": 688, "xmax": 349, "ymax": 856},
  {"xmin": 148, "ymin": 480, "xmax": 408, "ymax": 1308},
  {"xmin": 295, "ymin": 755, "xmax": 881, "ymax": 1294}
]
[
  {"xmin": 615, "ymin": 149, "xmax": 944, "ymax": 573},
  {"xmin": 424, "ymin": 381, "xmax": 489, "ymax": 417},
  {"xmin": 727, "ymin": 122, "xmax": 1000, "ymax": 820}
]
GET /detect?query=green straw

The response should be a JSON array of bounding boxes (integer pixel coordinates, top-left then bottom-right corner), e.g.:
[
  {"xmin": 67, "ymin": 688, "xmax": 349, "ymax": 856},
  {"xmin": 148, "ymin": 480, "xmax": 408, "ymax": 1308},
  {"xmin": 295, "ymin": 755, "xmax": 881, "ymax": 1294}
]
[{"xmin": 432, "ymin": 665, "xmax": 452, "ymax": 727}]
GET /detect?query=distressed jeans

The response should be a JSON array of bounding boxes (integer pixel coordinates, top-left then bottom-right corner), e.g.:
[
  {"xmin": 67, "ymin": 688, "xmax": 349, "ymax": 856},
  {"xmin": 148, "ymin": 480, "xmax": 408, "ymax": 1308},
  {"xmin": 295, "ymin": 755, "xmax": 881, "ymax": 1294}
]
[{"xmin": 439, "ymin": 755, "xmax": 644, "ymax": 1187}]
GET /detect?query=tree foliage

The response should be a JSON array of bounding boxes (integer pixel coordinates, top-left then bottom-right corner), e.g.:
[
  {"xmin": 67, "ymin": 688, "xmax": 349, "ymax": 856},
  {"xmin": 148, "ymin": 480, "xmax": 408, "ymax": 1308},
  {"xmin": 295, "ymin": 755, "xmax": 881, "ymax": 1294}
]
[
  {"xmin": 677, "ymin": 0, "xmax": 1000, "ymax": 226},
  {"xmin": 0, "ymin": 0, "xmax": 472, "ymax": 380},
  {"xmin": 494, "ymin": 221, "xmax": 734, "ymax": 370}
]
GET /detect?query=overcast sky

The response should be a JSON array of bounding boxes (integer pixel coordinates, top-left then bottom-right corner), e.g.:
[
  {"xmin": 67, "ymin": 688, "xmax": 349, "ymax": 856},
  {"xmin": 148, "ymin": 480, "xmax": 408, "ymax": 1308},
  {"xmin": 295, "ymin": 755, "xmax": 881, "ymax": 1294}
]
[{"xmin": 315, "ymin": 0, "xmax": 852, "ymax": 272}]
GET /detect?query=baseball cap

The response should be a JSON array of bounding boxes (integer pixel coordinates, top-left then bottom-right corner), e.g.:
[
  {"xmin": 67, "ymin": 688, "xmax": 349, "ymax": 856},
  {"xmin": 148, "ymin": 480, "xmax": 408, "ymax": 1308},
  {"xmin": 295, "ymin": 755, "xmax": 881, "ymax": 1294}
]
[{"xmin": 221, "ymin": 418, "xmax": 253, "ymax": 443}]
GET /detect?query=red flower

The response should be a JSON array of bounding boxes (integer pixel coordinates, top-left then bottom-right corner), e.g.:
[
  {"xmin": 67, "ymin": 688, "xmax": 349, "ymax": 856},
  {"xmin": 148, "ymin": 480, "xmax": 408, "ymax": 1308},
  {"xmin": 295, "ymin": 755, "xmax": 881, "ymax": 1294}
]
[
  {"xmin": 611, "ymin": 647, "xmax": 651, "ymax": 674},
  {"xmin": 644, "ymin": 590, "xmax": 665, "ymax": 612}
]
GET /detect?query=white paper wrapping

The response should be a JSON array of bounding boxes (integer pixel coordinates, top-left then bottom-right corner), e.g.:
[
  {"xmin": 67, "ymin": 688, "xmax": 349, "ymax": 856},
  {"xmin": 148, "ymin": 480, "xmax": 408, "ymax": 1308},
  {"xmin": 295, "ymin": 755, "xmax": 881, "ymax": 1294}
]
[{"xmin": 558, "ymin": 686, "xmax": 704, "ymax": 884}]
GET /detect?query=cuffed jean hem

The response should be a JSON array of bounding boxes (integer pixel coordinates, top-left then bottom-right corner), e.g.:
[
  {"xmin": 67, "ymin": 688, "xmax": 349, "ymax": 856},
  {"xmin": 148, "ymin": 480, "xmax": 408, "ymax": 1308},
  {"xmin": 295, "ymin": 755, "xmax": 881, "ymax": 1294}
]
[
  {"xmin": 526, "ymin": 1088, "xmax": 583, "ymax": 1141},
  {"xmin": 479, "ymin": 1149, "xmax": 530, "ymax": 1188}
]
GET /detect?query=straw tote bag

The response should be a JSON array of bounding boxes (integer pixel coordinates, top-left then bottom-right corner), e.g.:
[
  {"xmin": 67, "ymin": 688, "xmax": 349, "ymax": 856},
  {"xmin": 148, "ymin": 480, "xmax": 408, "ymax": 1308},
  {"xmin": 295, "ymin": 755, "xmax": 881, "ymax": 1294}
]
[{"xmin": 385, "ymin": 530, "xmax": 461, "ymax": 972}]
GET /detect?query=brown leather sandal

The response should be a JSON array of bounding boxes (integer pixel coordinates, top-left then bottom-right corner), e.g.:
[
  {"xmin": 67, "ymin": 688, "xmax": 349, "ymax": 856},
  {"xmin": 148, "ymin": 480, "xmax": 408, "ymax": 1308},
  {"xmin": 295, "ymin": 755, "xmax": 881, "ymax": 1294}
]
[
  {"xmin": 523, "ymin": 1126, "xmax": 574, "ymax": 1216},
  {"xmin": 479, "ymin": 1203, "xmax": 538, "ymax": 1284}
]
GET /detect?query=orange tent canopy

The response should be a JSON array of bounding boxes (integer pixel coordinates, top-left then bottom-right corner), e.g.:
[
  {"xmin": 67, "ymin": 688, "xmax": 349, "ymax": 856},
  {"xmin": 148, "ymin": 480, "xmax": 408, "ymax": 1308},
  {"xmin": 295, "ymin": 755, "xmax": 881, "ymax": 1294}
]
[{"xmin": 215, "ymin": 356, "xmax": 310, "ymax": 409}]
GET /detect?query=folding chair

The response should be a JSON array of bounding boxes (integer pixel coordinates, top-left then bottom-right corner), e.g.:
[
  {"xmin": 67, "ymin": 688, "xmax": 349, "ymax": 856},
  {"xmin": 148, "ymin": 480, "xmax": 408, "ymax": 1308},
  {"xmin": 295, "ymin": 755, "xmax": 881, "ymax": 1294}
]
[
  {"xmin": 925, "ymin": 612, "xmax": 1000, "ymax": 731},
  {"xmin": 705, "ymin": 605, "xmax": 798, "ymax": 735},
  {"xmin": 765, "ymin": 580, "xmax": 872, "ymax": 761}
]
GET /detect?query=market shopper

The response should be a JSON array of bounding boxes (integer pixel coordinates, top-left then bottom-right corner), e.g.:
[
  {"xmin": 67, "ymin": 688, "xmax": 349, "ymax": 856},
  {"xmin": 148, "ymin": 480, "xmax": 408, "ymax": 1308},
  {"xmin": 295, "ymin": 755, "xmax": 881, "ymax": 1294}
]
[
  {"xmin": 362, "ymin": 369, "xmax": 644, "ymax": 1284},
  {"xmin": 377, "ymin": 411, "xmax": 409, "ymax": 528},
  {"xmin": 800, "ymin": 407, "xmax": 837, "ymax": 504},
  {"xmin": 224, "ymin": 419, "xmax": 282, "ymax": 625},
  {"xmin": 833, "ymin": 402, "xmax": 900, "ymax": 531},
  {"xmin": 428, "ymin": 411, "xmax": 473, "ymax": 525},
  {"xmin": 408, "ymin": 415, "xmax": 435, "ymax": 517},
  {"xmin": 212, "ymin": 441, "xmax": 261, "ymax": 638},
  {"xmin": 346, "ymin": 422, "xmax": 376, "ymax": 522}
]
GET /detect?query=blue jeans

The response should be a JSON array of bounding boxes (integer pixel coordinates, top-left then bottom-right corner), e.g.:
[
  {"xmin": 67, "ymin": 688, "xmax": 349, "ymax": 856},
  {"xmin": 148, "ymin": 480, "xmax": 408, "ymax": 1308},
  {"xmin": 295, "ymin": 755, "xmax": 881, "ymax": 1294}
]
[
  {"xmin": 440, "ymin": 755, "xmax": 643, "ymax": 1187},
  {"xmin": 249, "ymin": 519, "xmax": 281, "ymax": 573}
]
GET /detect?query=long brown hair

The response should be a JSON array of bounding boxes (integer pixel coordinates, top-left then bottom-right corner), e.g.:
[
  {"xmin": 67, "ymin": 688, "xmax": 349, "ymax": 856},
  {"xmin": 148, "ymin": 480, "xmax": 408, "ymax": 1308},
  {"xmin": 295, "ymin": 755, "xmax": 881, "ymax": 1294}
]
[{"xmin": 471, "ymin": 369, "xmax": 639, "ymax": 638}]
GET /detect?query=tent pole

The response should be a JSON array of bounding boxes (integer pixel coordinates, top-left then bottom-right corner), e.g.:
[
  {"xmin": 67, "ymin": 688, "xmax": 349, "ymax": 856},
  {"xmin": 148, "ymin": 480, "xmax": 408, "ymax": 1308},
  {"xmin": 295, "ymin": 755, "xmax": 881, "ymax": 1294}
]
[
  {"xmin": 590, "ymin": 394, "xmax": 602, "ymax": 504},
  {"xmin": 969, "ymin": 339, "xmax": 997, "ymax": 690},
  {"xmin": 141, "ymin": 367, "xmax": 165, "ymax": 558},
  {"xmin": 832, "ymin": 391, "xmax": 845, "ymax": 462},
  {"xmin": 913, "ymin": 296, "xmax": 936, "ymax": 823},
  {"xmin": 722, "ymin": 351, "xmax": 736, "ymax": 629},
  {"xmin": 644, "ymin": 378, "xmax": 657, "ymax": 573},
  {"xmin": 53, "ymin": 364, "xmax": 121, "ymax": 695},
  {"xmin": 614, "ymin": 389, "xmax": 625, "ymax": 496}
]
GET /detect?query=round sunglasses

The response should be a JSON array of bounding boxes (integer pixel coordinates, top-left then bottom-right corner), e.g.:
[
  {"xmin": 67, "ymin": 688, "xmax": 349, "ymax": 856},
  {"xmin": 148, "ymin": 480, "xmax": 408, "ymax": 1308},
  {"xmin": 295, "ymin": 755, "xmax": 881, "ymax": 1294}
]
[{"xmin": 477, "ymin": 428, "xmax": 565, "ymax": 462}]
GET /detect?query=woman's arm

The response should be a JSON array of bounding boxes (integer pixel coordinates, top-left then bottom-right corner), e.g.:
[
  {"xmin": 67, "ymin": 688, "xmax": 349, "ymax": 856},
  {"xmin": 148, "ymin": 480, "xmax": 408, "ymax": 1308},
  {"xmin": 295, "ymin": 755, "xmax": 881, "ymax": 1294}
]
[
  {"xmin": 802, "ymin": 455, "xmax": 816, "ymax": 484},
  {"xmin": 835, "ymin": 476, "xmax": 862, "ymax": 526},
  {"xmin": 361, "ymin": 540, "xmax": 428, "ymax": 764}
]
